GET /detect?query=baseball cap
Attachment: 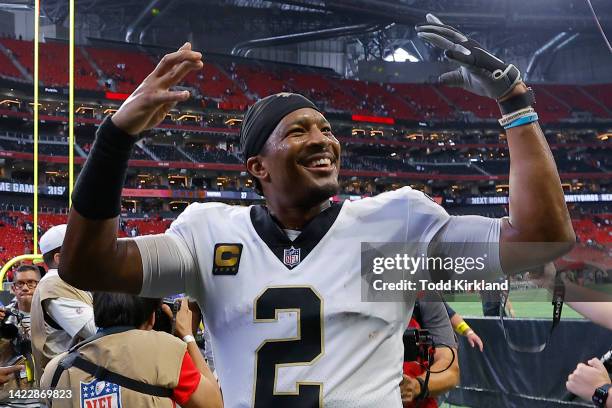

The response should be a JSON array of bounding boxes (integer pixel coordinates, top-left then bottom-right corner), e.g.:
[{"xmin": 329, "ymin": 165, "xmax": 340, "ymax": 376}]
[{"xmin": 39, "ymin": 224, "xmax": 67, "ymax": 255}]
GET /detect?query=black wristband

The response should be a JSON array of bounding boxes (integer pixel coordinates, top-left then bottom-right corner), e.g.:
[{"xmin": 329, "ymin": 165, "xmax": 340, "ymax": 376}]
[
  {"xmin": 415, "ymin": 377, "xmax": 429, "ymax": 401},
  {"xmin": 498, "ymin": 87, "xmax": 536, "ymax": 115},
  {"xmin": 72, "ymin": 116, "xmax": 136, "ymax": 219}
]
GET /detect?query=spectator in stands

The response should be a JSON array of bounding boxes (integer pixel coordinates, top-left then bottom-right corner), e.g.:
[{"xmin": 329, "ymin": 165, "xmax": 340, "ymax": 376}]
[
  {"xmin": 30, "ymin": 225, "xmax": 96, "ymax": 381},
  {"xmin": 40, "ymin": 295, "xmax": 222, "ymax": 408}
]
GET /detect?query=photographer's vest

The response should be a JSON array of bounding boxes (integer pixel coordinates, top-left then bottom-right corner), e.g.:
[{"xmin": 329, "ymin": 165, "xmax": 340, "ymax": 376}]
[
  {"xmin": 403, "ymin": 313, "xmax": 438, "ymax": 408},
  {"xmin": 42, "ymin": 328, "xmax": 186, "ymax": 407},
  {"xmin": 30, "ymin": 271, "xmax": 93, "ymax": 382}
]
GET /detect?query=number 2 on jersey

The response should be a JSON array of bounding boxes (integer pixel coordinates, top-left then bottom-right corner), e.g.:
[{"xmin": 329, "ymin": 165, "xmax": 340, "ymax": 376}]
[{"xmin": 253, "ymin": 286, "xmax": 323, "ymax": 408}]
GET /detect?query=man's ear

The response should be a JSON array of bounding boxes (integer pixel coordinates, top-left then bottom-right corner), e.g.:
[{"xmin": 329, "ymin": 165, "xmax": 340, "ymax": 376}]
[
  {"xmin": 53, "ymin": 252, "xmax": 61, "ymax": 266},
  {"xmin": 246, "ymin": 156, "xmax": 269, "ymax": 185}
]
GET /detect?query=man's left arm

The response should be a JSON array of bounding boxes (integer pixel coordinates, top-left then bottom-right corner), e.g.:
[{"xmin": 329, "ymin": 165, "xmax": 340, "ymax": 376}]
[
  {"xmin": 497, "ymin": 83, "xmax": 575, "ymax": 271},
  {"xmin": 417, "ymin": 14, "xmax": 575, "ymax": 274}
]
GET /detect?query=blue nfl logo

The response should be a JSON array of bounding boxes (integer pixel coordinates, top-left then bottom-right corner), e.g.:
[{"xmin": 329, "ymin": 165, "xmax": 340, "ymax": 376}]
[
  {"xmin": 80, "ymin": 379, "xmax": 121, "ymax": 408},
  {"xmin": 283, "ymin": 246, "xmax": 301, "ymax": 267}
]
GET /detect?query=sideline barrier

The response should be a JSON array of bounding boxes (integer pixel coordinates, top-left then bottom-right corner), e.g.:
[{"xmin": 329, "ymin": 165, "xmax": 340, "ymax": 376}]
[{"xmin": 446, "ymin": 317, "xmax": 611, "ymax": 407}]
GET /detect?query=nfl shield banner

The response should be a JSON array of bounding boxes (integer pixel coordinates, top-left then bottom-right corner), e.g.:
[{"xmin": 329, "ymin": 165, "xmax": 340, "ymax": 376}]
[
  {"xmin": 283, "ymin": 246, "xmax": 301, "ymax": 267},
  {"xmin": 80, "ymin": 379, "xmax": 121, "ymax": 408}
]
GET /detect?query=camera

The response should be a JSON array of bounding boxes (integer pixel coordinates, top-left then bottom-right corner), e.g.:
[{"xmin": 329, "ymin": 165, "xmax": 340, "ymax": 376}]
[
  {"xmin": 0, "ymin": 307, "xmax": 31, "ymax": 357},
  {"xmin": 403, "ymin": 328, "xmax": 434, "ymax": 363},
  {"xmin": 0, "ymin": 308, "xmax": 20, "ymax": 340},
  {"xmin": 153, "ymin": 298, "xmax": 180, "ymax": 335}
]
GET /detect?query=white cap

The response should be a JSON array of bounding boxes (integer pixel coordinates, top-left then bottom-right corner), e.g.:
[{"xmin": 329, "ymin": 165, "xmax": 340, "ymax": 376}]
[{"xmin": 39, "ymin": 224, "xmax": 67, "ymax": 255}]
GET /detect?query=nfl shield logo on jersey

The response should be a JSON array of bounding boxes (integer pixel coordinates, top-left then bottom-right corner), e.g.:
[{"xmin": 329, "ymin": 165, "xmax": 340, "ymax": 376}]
[
  {"xmin": 283, "ymin": 246, "xmax": 301, "ymax": 267},
  {"xmin": 80, "ymin": 379, "xmax": 121, "ymax": 408}
]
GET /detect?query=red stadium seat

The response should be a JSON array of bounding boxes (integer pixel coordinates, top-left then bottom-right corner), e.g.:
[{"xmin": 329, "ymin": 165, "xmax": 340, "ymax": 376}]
[{"xmin": 0, "ymin": 39, "xmax": 100, "ymax": 90}]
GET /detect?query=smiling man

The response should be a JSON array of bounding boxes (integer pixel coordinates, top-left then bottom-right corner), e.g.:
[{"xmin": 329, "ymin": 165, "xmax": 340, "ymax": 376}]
[{"xmin": 59, "ymin": 14, "xmax": 575, "ymax": 408}]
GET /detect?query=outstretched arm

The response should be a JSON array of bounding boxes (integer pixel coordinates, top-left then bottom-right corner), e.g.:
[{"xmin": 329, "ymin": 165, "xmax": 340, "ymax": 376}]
[
  {"xmin": 59, "ymin": 43, "xmax": 203, "ymax": 293},
  {"xmin": 531, "ymin": 263, "xmax": 612, "ymax": 330},
  {"xmin": 417, "ymin": 15, "xmax": 574, "ymax": 274}
]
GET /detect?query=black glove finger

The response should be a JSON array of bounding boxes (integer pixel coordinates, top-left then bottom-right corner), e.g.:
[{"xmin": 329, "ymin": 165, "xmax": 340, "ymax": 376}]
[
  {"xmin": 445, "ymin": 49, "xmax": 476, "ymax": 66},
  {"xmin": 415, "ymin": 25, "xmax": 468, "ymax": 44},
  {"xmin": 417, "ymin": 32, "xmax": 457, "ymax": 51},
  {"xmin": 439, "ymin": 70, "xmax": 466, "ymax": 88}
]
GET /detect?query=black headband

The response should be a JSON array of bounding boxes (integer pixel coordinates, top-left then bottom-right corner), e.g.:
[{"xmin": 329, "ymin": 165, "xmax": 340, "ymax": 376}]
[{"xmin": 240, "ymin": 93, "xmax": 320, "ymax": 163}]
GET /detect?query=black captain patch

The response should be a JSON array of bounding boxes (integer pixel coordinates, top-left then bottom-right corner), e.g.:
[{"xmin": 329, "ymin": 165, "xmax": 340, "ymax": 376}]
[{"xmin": 212, "ymin": 243, "xmax": 243, "ymax": 275}]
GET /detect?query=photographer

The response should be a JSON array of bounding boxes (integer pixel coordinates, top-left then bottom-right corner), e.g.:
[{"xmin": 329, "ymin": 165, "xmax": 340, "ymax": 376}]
[
  {"xmin": 401, "ymin": 299, "xmax": 460, "ymax": 407},
  {"xmin": 0, "ymin": 265, "xmax": 41, "ymax": 407},
  {"xmin": 41, "ymin": 294, "xmax": 222, "ymax": 408},
  {"xmin": 30, "ymin": 225, "xmax": 96, "ymax": 381},
  {"xmin": 2, "ymin": 265, "xmax": 40, "ymax": 350}
]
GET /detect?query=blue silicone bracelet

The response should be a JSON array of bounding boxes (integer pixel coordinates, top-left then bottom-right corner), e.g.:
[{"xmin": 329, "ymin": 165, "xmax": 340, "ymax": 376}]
[{"xmin": 504, "ymin": 113, "xmax": 539, "ymax": 129}]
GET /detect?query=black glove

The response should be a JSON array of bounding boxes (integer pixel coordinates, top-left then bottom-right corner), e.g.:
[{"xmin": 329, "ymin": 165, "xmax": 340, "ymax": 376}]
[{"xmin": 416, "ymin": 14, "xmax": 522, "ymax": 100}]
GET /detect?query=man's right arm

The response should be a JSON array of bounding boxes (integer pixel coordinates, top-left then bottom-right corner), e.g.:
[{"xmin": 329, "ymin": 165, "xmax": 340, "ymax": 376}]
[
  {"xmin": 61, "ymin": 210, "xmax": 143, "ymax": 293},
  {"xmin": 59, "ymin": 43, "xmax": 203, "ymax": 293}
]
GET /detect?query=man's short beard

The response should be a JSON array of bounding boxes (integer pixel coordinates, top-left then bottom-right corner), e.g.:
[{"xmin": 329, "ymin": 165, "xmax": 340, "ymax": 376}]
[{"xmin": 302, "ymin": 182, "xmax": 339, "ymax": 208}]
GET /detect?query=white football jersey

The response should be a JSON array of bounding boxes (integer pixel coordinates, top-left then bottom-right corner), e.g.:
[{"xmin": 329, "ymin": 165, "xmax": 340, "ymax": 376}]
[{"xmin": 138, "ymin": 187, "xmax": 501, "ymax": 408}]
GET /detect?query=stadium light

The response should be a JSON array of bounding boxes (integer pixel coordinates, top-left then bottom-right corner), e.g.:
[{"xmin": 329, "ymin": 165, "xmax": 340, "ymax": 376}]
[{"xmin": 384, "ymin": 48, "xmax": 419, "ymax": 62}]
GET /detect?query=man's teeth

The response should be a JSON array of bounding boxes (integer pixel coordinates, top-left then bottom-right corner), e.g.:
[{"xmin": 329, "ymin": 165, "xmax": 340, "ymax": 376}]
[{"xmin": 308, "ymin": 158, "xmax": 332, "ymax": 167}]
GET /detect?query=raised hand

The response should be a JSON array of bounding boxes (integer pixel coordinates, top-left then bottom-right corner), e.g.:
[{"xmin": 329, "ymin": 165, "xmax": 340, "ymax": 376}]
[
  {"xmin": 416, "ymin": 14, "xmax": 522, "ymax": 100},
  {"xmin": 111, "ymin": 42, "xmax": 204, "ymax": 136}
]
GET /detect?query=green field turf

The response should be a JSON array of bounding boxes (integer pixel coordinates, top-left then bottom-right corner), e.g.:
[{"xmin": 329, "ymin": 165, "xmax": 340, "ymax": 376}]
[{"xmin": 446, "ymin": 288, "xmax": 586, "ymax": 319}]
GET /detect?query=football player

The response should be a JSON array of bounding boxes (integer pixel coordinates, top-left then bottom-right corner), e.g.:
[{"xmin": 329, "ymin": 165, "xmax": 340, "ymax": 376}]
[{"xmin": 59, "ymin": 15, "xmax": 574, "ymax": 408}]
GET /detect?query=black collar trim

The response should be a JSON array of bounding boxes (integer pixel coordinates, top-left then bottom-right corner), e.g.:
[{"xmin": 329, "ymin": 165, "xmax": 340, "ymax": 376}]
[{"xmin": 250, "ymin": 203, "xmax": 343, "ymax": 270}]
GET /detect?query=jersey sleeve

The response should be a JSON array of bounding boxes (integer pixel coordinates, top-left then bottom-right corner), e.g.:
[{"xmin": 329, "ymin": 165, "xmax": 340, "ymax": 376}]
[
  {"xmin": 402, "ymin": 187, "xmax": 503, "ymax": 279},
  {"xmin": 430, "ymin": 215, "xmax": 503, "ymax": 280},
  {"xmin": 404, "ymin": 188, "xmax": 451, "ymax": 243},
  {"xmin": 135, "ymin": 202, "xmax": 222, "ymax": 298},
  {"xmin": 134, "ymin": 233, "xmax": 198, "ymax": 298},
  {"xmin": 171, "ymin": 351, "xmax": 202, "ymax": 405}
]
